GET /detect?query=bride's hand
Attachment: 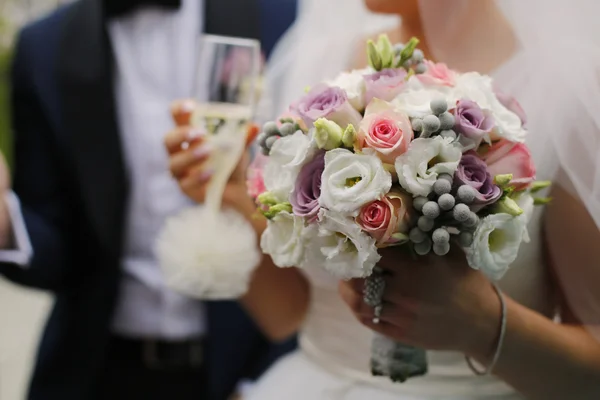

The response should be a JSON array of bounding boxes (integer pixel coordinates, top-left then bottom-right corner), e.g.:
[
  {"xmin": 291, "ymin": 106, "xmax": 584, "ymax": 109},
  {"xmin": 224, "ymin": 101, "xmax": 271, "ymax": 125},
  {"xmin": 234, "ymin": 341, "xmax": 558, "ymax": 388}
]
[
  {"xmin": 164, "ymin": 99, "xmax": 258, "ymax": 218},
  {"xmin": 339, "ymin": 247, "xmax": 502, "ymax": 357}
]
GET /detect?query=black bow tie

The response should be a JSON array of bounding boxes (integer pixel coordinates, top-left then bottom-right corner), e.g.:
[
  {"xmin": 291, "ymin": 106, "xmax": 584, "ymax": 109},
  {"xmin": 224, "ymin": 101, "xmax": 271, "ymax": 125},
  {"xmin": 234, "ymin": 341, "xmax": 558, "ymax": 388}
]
[{"xmin": 104, "ymin": 0, "xmax": 181, "ymax": 18}]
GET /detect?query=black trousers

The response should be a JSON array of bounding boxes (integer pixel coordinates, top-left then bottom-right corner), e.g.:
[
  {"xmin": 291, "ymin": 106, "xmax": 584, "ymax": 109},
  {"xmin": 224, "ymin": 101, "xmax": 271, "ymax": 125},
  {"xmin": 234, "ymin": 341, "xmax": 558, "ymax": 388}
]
[{"xmin": 98, "ymin": 336, "xmax": 208, "ymax": 400}]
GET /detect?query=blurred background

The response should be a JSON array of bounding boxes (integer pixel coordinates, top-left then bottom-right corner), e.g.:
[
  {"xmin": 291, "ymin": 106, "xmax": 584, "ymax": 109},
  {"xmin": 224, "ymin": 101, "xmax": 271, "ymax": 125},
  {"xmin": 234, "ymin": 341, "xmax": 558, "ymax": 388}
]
[{"xmin": 0, "ymin": 2, "xmax": 69, "ymax": 399}]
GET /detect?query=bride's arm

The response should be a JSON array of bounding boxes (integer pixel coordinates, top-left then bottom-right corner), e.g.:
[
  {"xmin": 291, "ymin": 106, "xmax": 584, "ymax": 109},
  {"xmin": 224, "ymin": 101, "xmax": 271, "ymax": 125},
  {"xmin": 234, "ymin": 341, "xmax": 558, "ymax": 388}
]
[
  {"xmin": 466, "ymin": 184, "xmax": 600, "ymax": 399},
  {"xmin": 239, "ymin": 209, "xmax": 310, "ymax": 342}
]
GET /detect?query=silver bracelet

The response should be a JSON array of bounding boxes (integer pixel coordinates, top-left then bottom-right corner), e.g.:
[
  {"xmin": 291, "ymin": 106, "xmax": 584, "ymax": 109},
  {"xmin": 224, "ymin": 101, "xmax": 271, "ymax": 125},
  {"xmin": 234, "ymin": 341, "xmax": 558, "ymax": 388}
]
[{"xmin": 465, "ymin": 283, "xmax": 507, "ymax": 376}]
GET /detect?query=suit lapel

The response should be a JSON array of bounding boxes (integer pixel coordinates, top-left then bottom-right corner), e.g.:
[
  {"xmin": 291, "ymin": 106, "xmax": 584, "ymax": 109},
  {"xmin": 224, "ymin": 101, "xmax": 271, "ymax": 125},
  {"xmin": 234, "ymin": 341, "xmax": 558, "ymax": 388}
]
[{"xmin": 58, "ymin": 0, "xmax": 128, "ymax": 257}]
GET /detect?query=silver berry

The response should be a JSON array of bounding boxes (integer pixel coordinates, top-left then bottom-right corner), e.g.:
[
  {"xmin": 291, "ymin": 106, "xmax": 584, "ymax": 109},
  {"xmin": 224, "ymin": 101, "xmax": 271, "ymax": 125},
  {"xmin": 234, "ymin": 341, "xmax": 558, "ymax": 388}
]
[
  {"xmin": 409, "ymin": 227, "xmax": 427, "ymax": 244},
  {"xmin": 438, "ymin": 173, "xmax": 453, "ymax": 184},
  {"xmin": 423, "ymin": 115, "xmax": 441, "ymax": 133},
  {"xmin": 433, "ymin": 242, "xmax": 451, "ymax": 256},
  {"xmin": 453, "ymin": 203, "xmax": 471, "ymax": 222},
  {"xmin": 265, "ymin": 135, "xmax": 279, "ymax": 149},
  {"xmin": 433, "ymin": 179, "xmax": 452, "ymax": 196},
  {"xmin": 411, "ymin": 118, "xmax": 423, "ymax": 132},
  {"xmin": 415, "ymin": 62, "xmax": 427, "ymax": 74},
  {"xmin": 432, "ymin": 228, "xmax": 450, "ymax": 245},
  {"xmin": 422, "ymin": 201, "xmax": 441, "ymax": 219},
  {"xmin": 430, "ymin": 98, "xmax": 448, "ymax": 115},
  {"xmin": 257, "ymin": 132, "xmax": 268, "ymax": 147},
  {"xmin": 438, "ymin": 112, "xmax": 456, "ymax": 130},
  {"xmin": 412, "ymin": 49, "xmax": 424, "ymax": 62},
  {"xmin": 457, "ymin": 185, "xmax": 477, "ymax": 204},
  {"xmin": 439, "ymin": 129, "xmax": 457, "ymax": 140},
  {"xmin": 459, "ymin": 231, "xmax": 474, "ymax": 247},
  {"xmin": 417, "ymin": 216, "xmax": 435, "ymax": 232},
  {"xmin": 279, "ymin": 122, "xmax": 296, "ymax": 137},
  {"xmin": 413, "ymin": 196, "xmax": 428, "ymax": 212},
  {"xmin": 438, "ymin": 193, "xmax": 456, "ymax": 211},
  {"xmin": 463, "ymin": 212, "xmax": 479, "ymax": 228},
  {"xmin": 263, "ymin": 121, "xmax": 280, "ymax": 137},
  {"xmin": 414, "ymin": 237, "xmax": 432, "ymax": 255}
]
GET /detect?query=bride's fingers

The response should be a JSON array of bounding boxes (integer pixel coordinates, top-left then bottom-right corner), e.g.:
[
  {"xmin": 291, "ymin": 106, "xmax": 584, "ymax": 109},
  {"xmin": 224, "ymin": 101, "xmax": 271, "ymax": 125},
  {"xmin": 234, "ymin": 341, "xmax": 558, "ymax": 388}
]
[
  {"xmin": 171, "ymin": 99, "xmax": 197, "ymax": 127},
  {"xmin": 169, "ymin": 143, "xmax": 212, "ymax": 178},
  {"xmin": 164, "ymin": 127, "xmax": 205, "ymax": 155}
]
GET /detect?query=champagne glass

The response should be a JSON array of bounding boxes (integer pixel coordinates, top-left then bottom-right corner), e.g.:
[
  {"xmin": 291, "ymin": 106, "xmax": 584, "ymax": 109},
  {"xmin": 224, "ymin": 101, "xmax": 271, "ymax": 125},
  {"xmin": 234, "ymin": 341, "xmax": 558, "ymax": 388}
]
[{"xmin": 191, "ymin": 34, "xmax": 261, "ymax": 219}]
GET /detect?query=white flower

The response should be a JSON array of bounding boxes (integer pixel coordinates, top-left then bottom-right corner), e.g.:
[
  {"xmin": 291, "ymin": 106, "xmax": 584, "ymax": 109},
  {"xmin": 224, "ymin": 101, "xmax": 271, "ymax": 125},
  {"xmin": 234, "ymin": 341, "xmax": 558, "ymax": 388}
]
[
  {"xmin": 260, "ymin": 212, "xmax": 307, "ymax": 267},
  {"xmin": 395, "ymin": 136, "xmax": 462, "ymax": 197},
  {"xmin": 466, "ymin": 212, "xmax": 527, "ymax": 281},
  {"xmin": 454, "ymin": 73, "xmax": 526, "ymax": 143},
  {"xmin": 319, "ymin": 148, "xmax": 392, "ymax": 216},
  {"xmin": 327, "ymin": 70, "xmax": 368, "ymax": 112},
  {"xmin": 306, "ymin": 209, "xmax": 380, "ymax": 279},
  {"xmin": 263, "ymin": 131, "xmax": 317, "ymax": 202},
  {"xmin": 392, "ymin": 78, "xmax": 457, "ymax": 118}
]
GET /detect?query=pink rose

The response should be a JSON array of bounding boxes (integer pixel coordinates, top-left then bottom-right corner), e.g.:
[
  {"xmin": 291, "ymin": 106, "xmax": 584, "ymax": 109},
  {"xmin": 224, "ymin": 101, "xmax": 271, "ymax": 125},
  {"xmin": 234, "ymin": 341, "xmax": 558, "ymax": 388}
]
[
  {"xmin": 417, "ymin": 61, "xmax": 457, "ymax": 87},
  {"xmin": 247, "ymin": 153, "xmax": 268, "ymax": 200},
  {"xmin": 483, "ymin": 140, "xmax": 536, "ymax": 191},
  {"xmin": 357, "ymin": 99, "xmax": 413, "ymax": 164},
  {"xmin": 356, "ymin": 190, "xmax": 413, "ymax": 247}
]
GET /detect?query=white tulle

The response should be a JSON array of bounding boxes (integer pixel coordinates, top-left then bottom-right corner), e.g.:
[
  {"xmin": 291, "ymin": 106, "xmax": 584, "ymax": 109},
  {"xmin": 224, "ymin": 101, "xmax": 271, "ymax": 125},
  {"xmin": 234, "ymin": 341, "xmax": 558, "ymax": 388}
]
[{"xmin": 156, "ymin": 206, "xmax": 260, "ymax": 300}]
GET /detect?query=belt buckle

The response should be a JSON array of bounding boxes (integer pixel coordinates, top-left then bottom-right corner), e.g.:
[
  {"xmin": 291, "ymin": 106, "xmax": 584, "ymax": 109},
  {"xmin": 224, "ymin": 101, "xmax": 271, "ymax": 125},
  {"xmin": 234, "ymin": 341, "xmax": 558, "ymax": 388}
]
[{"xmin": 142, "ymin": 339, "xmax": 204, "ymax": 370}]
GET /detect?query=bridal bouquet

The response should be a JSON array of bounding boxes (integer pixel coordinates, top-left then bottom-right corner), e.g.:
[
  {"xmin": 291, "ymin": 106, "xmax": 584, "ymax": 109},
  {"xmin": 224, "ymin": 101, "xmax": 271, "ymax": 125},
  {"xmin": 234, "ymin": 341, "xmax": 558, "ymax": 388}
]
[{"xmin": 250, "ymin": 36, "xmax": 549, "ymax": 381}]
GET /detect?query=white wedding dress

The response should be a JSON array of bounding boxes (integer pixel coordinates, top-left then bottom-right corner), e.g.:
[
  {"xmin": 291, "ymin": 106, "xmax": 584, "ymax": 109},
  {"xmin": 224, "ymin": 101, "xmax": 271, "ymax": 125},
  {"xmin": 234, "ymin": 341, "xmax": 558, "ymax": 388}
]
[{"xmin": 247, "ymin": 0, "xmax": 600, "ymax": 398}]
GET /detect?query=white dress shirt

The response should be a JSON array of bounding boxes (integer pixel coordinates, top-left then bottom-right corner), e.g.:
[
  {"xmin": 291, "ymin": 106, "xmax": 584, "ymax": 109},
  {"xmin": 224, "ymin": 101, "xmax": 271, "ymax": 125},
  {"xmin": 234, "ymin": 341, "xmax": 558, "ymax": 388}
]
[{"xmin": 1, "ymin": 0, "xmax": 208, "ymax": 340}]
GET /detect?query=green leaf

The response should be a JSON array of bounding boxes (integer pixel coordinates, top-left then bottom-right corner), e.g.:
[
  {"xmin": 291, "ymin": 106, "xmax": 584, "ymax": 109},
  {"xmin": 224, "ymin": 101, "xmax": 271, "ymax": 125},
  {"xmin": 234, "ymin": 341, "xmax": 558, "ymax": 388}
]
[
  {"xmin": 530, "ymin": 180, "xmax": 552, "ymax": 193},
  {"xmin": 534, "ymin": 197, "xmax": 552, "ymax": 206}
]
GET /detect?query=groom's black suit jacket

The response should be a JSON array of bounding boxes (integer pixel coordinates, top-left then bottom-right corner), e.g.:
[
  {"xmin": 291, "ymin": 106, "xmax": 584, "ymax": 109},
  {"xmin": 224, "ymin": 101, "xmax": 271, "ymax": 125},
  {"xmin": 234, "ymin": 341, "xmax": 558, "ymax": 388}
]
[{"xmin": 0, "ymin": 0, "xmax": 296, "ymax": 399}]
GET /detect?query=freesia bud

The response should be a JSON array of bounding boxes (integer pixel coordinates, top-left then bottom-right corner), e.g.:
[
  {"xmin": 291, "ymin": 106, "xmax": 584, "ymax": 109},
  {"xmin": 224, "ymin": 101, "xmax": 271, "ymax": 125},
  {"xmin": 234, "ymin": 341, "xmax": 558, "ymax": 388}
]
[
  {"xmin": 493, "ymin": 196, "xmax": 523, "ymax": 216},
  {"xmin": 314, "ymin": 118, "xmax": 344, "ymax": 150},
  {"xmin": 494, "ymin": 174, "xmax": 513, "ymax": 188},
  {"xmin": 367, "ymin": 40, "xmax": 382, "ymax": 71},
  {"xmin": 377, "ymin": 35, "xmax": 394, "ymax": 69},
  {"xmin": 263, "ymin": 203, "xmax": 293, "ymax": 219},
  {"xmin": 342, "ymin": 124, "xmax": 357, "ymax": 148},
  {"xmin": 257, "ymin": 191, "xmax": 279, "ymax": 207}
]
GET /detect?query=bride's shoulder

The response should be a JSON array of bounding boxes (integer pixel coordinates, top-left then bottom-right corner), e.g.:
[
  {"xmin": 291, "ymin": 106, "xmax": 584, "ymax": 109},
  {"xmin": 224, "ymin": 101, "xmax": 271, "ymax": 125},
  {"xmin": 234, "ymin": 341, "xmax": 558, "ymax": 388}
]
[{"xmin": 351, "ymin": 27, "xmax": 402, "ymax": 70}]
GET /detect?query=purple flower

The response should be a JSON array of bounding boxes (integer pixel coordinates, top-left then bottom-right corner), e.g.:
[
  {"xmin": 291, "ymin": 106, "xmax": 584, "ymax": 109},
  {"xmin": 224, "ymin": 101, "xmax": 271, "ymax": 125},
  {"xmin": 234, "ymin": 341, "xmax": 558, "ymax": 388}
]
[
  {"xmin": 364, "ymin": 68, "xmax": 407, "ymax": 104},
  {"xmin": 290, "ymin": 151, "xmax": 326, "ymax": 221},
  {"xmin": 455, "ymin": 152, "xmax": 502, "ymax": 208},
  {"xmin": 454, "ymin": 99, "xmax": 495, "ymax": 140},
  {"xmin": 292, "ymin": 85, "xmax": 362, "ymax": 129}
]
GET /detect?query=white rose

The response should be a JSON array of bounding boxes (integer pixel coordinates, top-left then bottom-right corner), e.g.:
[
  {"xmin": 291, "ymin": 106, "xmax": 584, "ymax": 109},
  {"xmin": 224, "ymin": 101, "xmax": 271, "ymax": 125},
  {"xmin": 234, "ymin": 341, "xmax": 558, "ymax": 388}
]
[
  {"xmin": 327, "ymin": 70, "xmax": 368, "ymax": 112},
  {"xmin": 260, "ymin": 212, "xmax": 307, "ymax": 267},
  {"xmin": 306, "ymin": 209, "xmax": 380, "ymax": 279},
  {"xmin": 263, "ymin": 131, "xmax": 317, "ymax": 202},
  {"xmin": 454, "ymin": 73, "xmax": 526, "ymax": 143},
  {"xmin": 319, "ymin": 148, "xmax": 392, "ymax": 216},
  {"xmin": 466, "ymin": 212, "xmax": 527, "ymax": 281},
  {"xmin": 392, "ymin": 79, "xmax": 457, "ymax": 118},
  {"xmin": 395, "ymin": 136, "xmax": 462, "ymax": 197}
]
